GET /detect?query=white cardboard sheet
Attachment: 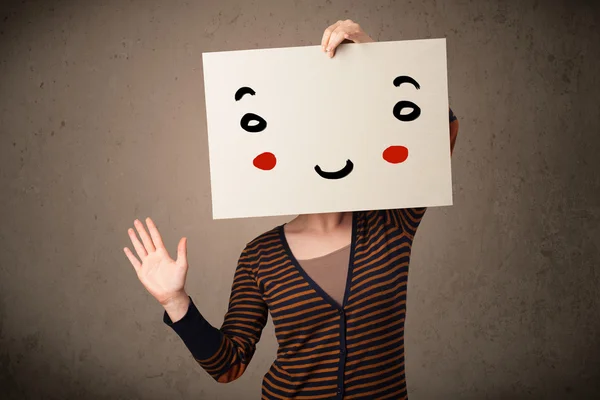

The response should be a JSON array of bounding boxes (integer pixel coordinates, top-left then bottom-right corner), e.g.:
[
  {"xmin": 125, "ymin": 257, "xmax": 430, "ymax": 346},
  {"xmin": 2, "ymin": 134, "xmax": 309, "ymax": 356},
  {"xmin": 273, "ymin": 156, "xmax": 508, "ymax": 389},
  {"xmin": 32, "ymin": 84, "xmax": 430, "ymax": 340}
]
[{"xmin": 202, "ymin": 38, "xmax": 452, "ymax": 219}]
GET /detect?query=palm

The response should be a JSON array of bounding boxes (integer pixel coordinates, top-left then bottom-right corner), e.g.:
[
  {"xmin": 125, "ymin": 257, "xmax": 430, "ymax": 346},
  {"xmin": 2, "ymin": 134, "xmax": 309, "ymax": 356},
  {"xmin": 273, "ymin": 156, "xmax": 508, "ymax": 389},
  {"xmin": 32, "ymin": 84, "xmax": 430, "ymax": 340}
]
[
  {"xmin": 139, "ymin": 249, "xmax": 186, "ymax": 303},
  {"xmin": 124, "ymin": 217, "xmax": 188, "ymax": 305}
]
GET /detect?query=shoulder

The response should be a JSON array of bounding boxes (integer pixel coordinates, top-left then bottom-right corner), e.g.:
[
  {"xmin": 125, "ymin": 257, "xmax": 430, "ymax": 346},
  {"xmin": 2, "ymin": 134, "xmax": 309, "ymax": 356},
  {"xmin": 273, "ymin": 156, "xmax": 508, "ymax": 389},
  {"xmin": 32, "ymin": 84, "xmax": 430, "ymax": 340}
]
[
  {"xmin": 354, "ymin": 209, "xmax": 391, "ymax": 230},
  {"xmin": 357, "ymin": 208, "xmax": 427, "ymax": 239},
  {"xmin": 240, "ymin": 224, "xmax": 283, "ymax": 260},
  {"xmin": 237, "ymin": 225, "xmax": 284, "ymax": 284}
]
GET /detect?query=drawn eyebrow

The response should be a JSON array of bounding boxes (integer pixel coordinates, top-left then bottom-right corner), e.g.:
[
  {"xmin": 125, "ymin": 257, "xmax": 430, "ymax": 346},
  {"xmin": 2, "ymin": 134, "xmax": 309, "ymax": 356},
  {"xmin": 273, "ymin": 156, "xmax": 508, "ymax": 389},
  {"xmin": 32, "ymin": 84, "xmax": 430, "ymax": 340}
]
[
  {"xmin": 393, "ymin": 76, "xmax": 420, "ymax": 90},
  {"xmin": 235, "ymin": 87, "xmax": 256, "ymax": 101}
]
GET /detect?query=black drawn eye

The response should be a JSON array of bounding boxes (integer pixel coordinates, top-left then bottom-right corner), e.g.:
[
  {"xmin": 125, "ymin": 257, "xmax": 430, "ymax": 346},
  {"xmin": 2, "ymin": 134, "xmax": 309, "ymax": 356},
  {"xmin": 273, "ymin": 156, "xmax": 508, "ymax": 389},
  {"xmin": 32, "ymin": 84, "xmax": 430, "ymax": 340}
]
[
  {"xmin": 393, "ymin": 101, "xmax": 421, "ymax": 122},
  {"xmin": 235, "ymin": 87, "xmax": 267, "ymax": 133},
  {"xmin": 393, "ymin": 75, "xmax": 421, "ymax": 122},
  {"xmin": 240, "ymin": 113, "xmax": 267, "ymax": 133}
]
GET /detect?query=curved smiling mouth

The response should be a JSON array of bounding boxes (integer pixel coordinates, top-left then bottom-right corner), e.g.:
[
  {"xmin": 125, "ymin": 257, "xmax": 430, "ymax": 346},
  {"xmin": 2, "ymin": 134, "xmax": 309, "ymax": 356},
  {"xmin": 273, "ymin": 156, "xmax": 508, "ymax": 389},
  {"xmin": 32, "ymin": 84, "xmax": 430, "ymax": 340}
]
[{"xmin": 314, "ymin": 159, "xmax": 354, "ymax": 180}]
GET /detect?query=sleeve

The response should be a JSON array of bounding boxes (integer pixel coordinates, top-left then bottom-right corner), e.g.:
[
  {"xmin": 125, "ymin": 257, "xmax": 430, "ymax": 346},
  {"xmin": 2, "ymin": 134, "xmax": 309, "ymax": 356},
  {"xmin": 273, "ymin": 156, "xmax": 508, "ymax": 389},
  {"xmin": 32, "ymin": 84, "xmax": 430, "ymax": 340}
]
[
  {"xmin": 382, "ymin": 108, "xmax": 458, "ymax": 237},
  {"xmin": 163, "ymin": 251, "xmax": 268, "ymax": 383},
  {"xmin": 449, "ymin": 107, "xmax": 458, "ymax": 123},
  {"xmin": 449, "ymin": 108, "xmax": 459, "ymax": 155}
]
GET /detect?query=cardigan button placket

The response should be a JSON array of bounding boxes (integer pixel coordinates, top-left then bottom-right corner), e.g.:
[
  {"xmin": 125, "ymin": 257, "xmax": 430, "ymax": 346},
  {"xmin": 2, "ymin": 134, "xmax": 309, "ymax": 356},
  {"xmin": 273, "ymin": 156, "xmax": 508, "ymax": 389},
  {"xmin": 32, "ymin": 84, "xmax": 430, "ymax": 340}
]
[{"xmin": 337, "ymin": 309, "xmax": 347, "ymax": 399}]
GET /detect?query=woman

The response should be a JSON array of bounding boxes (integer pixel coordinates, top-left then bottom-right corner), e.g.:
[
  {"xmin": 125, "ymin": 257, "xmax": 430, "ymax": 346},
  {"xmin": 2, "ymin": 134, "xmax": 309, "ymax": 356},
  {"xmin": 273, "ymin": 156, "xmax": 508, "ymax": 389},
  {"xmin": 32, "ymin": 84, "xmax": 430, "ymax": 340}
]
[{"xmin": 124, "ymin": 20, "xmax": 459, "ymax": 400}]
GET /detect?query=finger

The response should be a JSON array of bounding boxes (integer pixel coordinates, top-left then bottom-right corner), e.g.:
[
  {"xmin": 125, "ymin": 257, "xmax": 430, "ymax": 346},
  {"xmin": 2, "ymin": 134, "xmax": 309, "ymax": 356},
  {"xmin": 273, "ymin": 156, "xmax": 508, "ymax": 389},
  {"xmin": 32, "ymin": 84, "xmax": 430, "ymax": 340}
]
[
  {"xmin": 176, "ymin": 237, "xmax": 187, "ymax": 266},
  {"xmin": 321, "ymin": 20, "xmax": 341, "ymax": 51},
  {"xmin": 128, "ymin": 227, "xmax": 148, "ymax": 260},
  {"xmin": 134, "ymin": 218, "xmax": 156, "ymax": 253},
  {"xmin": 326, "ymin": 27, "xmax": 347, "ymax": 57},
  {"xmin": 145, "ymin": 217, "xmax": 165, "ymax": 250},
  {"xmin": 123, "ymin": 247, "xmax": 142, "ymax": 273}
]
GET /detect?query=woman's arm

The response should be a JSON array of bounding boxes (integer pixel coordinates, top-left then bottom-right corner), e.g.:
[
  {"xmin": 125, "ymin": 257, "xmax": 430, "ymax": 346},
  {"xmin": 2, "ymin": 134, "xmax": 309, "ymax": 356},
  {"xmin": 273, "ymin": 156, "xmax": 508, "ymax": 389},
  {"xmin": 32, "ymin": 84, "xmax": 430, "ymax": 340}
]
[
  {"xmin": 125, "ymin": 218, "xmax": 267, "ymax": 383},
  {"xmin": 163, "ymin": 250, "xmax": 268, "ymax": 383}
]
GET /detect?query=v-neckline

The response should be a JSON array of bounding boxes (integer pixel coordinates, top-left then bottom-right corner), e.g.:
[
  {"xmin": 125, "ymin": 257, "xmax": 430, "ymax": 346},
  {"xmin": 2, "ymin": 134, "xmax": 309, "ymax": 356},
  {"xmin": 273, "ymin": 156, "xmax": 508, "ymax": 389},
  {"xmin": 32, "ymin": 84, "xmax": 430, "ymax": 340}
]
[{"xmin": 278, "ymin": 212, "xmax": 358, "ymax": 312}]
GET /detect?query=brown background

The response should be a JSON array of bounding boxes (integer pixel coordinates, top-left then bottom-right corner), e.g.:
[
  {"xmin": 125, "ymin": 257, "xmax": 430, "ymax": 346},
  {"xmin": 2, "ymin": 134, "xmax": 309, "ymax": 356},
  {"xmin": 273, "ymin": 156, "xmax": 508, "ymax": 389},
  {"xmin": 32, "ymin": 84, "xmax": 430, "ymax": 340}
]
[{"xmin": 1, "ymin": 0, "xmax": 599, "ymax": 399}]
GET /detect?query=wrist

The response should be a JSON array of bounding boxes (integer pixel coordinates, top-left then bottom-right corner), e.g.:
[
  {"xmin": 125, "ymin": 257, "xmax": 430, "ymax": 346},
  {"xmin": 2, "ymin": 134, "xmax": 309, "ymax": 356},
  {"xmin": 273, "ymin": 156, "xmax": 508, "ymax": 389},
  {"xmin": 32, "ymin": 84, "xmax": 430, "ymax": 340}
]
[
  {"xmin": 160, "ymin": 291, "xmax": 189, "ymax": 307},
  {"xmin": 162, "ymin": 292, "xmax": 190, "ymax": 324}
]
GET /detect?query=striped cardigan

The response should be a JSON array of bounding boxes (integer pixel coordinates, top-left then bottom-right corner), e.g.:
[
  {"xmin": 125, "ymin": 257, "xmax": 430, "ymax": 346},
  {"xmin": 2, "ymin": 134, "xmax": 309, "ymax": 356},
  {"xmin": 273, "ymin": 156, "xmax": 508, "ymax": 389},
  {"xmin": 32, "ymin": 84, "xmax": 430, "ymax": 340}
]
[{"xmin": 164, "ymin": 208, "xmax": 427, "ymax": 399}]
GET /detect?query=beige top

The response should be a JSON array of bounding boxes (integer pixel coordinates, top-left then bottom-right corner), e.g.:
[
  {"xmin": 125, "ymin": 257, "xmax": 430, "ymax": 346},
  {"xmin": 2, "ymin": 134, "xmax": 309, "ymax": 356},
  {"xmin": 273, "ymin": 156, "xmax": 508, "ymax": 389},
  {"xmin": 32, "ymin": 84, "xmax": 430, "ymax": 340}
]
[{"xmin": 297, "ymin": 245, "xmax": 351, "ymax": 307}]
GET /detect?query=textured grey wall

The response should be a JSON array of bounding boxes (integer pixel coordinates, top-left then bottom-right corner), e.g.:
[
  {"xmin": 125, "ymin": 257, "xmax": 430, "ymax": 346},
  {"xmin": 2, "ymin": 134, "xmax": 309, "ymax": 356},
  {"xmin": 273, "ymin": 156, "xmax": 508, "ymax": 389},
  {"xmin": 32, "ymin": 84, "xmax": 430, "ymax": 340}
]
[{"xmin": 1, "ymin": 0, "xmax": 599, "ymax": 399}]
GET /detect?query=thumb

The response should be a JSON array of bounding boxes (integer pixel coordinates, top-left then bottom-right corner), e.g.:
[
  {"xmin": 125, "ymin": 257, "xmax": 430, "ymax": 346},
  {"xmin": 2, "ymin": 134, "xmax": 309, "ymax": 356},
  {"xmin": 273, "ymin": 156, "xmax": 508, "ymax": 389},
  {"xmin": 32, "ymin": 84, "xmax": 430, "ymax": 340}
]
[{"xmin": 176, "ymin": 237, "xmax": 187, "ymax": 266}]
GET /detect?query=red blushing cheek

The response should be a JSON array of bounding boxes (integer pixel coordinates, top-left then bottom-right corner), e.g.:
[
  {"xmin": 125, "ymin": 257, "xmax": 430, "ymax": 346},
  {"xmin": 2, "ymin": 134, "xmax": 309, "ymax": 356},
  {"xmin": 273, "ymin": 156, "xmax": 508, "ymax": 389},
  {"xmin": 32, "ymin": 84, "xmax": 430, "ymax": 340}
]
[
  {"xmin": 383, "ymin": 146, "xmax": 409, "ymax": 164},
  {"xmin": 253, "ymin": 152, "xmax": 277, "ymax": 170}
]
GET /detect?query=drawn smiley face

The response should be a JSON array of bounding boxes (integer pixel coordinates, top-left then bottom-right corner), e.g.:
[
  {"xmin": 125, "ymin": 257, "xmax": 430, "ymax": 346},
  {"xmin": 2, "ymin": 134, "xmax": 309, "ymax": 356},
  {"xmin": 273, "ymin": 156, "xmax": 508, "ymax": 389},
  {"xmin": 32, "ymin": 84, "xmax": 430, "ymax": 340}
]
[
  {"xmin": 235, "ymin": 75, "xmax": 421, "ymax": 179},
  {"xmin": 203, "ymin": 39, "xmax": 452, "ymax": 219}
]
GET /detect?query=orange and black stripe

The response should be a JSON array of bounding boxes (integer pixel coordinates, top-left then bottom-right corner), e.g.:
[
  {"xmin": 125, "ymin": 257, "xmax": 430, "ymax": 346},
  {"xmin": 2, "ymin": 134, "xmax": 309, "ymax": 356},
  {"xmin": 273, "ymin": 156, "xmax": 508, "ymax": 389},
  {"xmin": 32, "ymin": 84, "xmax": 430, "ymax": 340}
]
[{"xmin": 164, "ymin": 208, "xmax": 427, "ymax": 399}]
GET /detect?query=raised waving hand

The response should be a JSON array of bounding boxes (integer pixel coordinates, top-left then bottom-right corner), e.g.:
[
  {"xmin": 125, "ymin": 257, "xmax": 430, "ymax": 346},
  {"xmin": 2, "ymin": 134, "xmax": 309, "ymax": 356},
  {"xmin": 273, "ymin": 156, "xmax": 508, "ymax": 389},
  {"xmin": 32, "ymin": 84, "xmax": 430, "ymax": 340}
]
[{"xmin": 123, "ymin": 217, "xmax": 188, "ymax": 306}]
